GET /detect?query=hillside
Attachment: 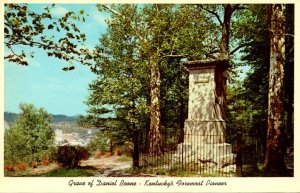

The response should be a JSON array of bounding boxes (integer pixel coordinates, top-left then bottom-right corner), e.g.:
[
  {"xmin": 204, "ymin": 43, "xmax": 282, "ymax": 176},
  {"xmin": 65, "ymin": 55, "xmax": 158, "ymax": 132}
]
[{"xmin": 4, "ymin": 112, "xmax": 78, "ymax": 124}]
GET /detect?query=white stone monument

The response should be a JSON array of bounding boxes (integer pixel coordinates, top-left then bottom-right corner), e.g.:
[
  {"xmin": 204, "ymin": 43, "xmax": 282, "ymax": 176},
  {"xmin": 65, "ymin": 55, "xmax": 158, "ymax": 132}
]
[{"xmin": 173, "ymin": 60, "xmax": 235, "ymax": 170}]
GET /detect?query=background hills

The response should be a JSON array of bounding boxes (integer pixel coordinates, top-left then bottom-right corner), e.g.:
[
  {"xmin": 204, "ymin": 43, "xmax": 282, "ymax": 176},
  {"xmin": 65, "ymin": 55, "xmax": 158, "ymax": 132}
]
[{"xmin": 4, "ymin": 112, "xmax": 78, "ymax": 124}]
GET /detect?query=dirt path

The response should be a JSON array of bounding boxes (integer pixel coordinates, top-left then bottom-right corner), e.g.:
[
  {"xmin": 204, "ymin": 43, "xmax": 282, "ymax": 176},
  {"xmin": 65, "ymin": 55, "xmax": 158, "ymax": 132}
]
[
  {"xmin": 81, "ymin": 156, "xmax": 132, "ymax": 176},
  {"xmin": 25, "ymin": 156, "xmax": 132, "ymax": 177}
]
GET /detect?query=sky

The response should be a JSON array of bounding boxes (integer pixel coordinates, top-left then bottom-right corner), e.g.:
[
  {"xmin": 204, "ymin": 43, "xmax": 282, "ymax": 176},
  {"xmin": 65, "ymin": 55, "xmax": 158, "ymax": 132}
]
[{"xmin": 4, "ymin": 4, "xmax": 109, "ymax": 116}]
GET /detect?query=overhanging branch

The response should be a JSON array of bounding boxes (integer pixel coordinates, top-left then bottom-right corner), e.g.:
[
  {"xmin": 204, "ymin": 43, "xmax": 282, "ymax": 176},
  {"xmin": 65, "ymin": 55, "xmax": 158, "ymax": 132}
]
[
  {"xmin": 230, "ymin": 42, "xmax": 251, "ymax": 55},
  {"xmin": 199, "ymin": 5, "xmax": 223, "ymax": 26}
]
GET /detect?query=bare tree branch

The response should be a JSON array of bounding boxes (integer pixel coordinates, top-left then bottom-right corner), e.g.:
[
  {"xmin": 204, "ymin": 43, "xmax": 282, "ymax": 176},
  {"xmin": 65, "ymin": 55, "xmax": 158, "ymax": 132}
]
[
  {"xmin": 230, "ymin": 42, "xmax": 251, "ymax": 55},
  {"xmin": 199, "ymin": 5, "xmax": 223, "ymax": 26},
  {"xmin": 101, "ymin": 4, "xmax": 126, "ymax": 20}
]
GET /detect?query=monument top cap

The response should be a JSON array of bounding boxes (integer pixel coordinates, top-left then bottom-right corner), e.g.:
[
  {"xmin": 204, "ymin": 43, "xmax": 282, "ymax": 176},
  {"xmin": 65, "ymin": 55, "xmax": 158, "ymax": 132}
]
[{"xmin": 184, "ymin": 59, "xmax": 230, "ymax": 70}]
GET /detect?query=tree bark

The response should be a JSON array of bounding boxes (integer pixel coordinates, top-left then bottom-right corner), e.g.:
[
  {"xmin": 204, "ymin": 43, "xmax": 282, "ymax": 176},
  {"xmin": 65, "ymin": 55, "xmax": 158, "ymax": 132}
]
[
  {"xmin": 264, "ymin": 4, "xmax": 287, "ymax": 176},
  {"xmin": 148, "ymin": 54, "xmax": 162, "ymax": 155},
  {"xmin": 216, "ymin": 4, "xmax": 234, "ymax": 120},
  {"xmin": 219, "ymin": 4, "xmax": 233, "ymax": 61}
]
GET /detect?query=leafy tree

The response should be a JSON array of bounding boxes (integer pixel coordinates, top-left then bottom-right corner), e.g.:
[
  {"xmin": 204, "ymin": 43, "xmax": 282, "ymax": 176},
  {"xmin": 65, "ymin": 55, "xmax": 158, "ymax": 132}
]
[
  {"xmin": 4, "ymin": 3, "xmax": 98, "ymax": 70},
  {"xmin": 84, "ymin": 4, "xmax": 211, "ymax": 155},
  {"xmin": 4, "ymin": 103, "xmax": 55, "ymax": 164},
  {"xmin": 236, "ymin": 4, "xmax": 294, "ymax": 175},
  {"xmin": 86, "ymin": 131, "xmax": 110, "ymax": 153},
  {"xmin": 237, "ymin": 4, "xmax": 270, "ymax": 154}
]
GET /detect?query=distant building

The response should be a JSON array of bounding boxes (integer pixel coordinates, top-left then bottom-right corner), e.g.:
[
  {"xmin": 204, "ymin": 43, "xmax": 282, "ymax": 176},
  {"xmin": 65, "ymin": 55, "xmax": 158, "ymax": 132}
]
[
  {"xmin": 53, "ymin": 126, "xmax": 96, "ymax": 147},
  {"xmin": 54, "ymin": 129, "xmax": 63, "ymax": 145}
]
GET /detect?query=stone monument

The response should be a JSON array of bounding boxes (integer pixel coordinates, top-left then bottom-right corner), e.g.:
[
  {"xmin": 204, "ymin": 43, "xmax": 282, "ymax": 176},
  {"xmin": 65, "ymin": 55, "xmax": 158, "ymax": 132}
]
[{"xmin": 173, "ymin": 60, "xmax": 235, "ymax": 170}]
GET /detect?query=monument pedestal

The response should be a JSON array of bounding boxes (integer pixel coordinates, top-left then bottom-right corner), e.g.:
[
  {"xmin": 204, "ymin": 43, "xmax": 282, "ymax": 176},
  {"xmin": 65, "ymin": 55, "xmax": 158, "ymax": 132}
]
[
  {"xmin": 173, "ymin": 119, "xmax": 236, "ymax": 168},
  {"xmin": 172, "ymin": 60, "xmax": 235, "ymax": 170}
]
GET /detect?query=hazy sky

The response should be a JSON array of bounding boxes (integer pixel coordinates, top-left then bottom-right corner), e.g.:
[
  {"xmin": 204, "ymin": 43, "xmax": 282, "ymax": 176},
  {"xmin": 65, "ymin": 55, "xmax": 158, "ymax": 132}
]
[{"xmin": 4, "ymin": 4, "xmax": 109, "ymax": 116}]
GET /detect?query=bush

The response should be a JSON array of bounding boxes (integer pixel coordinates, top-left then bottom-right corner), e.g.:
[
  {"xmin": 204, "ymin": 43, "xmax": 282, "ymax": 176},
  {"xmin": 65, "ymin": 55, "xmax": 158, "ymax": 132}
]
[
  {"xmin": 114, "ymin": 149, "xmax": 122, "ymax": 156},
  {"xmin": 105, "ymin": 152, "xmax": 112, "ymax": 157},
  {"xmin": 32, "ymin": 161, "xmax": 38, "ymax": 168},
  {"xmin": 16, "ymin": 163, "xmax": 26, "ymax": 171},
  {"xmin": 55, "ymin": 145, "xmax": 90, "ymax": 168},
  {"xmin": 86, "ymin": 132, "xmax": 110, "ymax": 153},
  {"xmin": 42, "ymin": 159, "xmax": 49, "ymax": 166},
  {"xmin": 4, "ymin": 164, "xmax": 14, "ymax": 172}
]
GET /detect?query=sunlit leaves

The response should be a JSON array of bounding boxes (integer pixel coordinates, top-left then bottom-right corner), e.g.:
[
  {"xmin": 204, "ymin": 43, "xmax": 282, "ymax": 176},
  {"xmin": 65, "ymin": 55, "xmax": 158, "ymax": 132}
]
[
  {"xmin": 4, "ymin": 103, "xmax": 55, "ymax": 164},
  {"xmin": 4, "ymin": 3, "xmax": 97, "ymax": 68}
]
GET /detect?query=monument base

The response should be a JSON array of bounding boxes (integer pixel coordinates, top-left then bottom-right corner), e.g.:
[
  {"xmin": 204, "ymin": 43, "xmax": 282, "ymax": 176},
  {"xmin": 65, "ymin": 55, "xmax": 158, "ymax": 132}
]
[
  {"xmin": 172, "ymin": 143, "xmax": 236, "ymax": 168},
  {"xmin": 172, "ymin": 119, "xmax": 235, "ymax": 169}
]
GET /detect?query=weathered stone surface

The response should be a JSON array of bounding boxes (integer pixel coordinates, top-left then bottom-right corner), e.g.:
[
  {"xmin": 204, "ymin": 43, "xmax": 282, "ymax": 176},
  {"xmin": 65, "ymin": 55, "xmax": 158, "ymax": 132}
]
[
  {"xmin": 173, "ymin": 143, "xmax": 235, "ymax": 168},
  {"xmin": 172, "ymin": 60, "xmax": 235, "ymax": 171},
  {"xmin": 222, "ymin": 164, "xmax": 236, "ymax": 173},
  {"xmin": 184, "ymin": 120, "xmax": 225, "ymax": 143}
]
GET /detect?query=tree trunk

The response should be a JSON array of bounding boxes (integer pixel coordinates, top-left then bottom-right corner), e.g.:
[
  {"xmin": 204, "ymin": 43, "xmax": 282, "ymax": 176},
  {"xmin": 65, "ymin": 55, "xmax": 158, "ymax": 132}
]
[
  {"xmin": 216, "ymin": 4, "xmax": 233, "ymax": 119},
  {"xmin": 264, "ymin": 4, "xmax": 287, "ymax": 176},
  {"xmin": 219, "ymin": 4, "xmax": 233, "ymax": 61},
  {"xmin": 148, "ymin": 55, "xmax": 162, "ymax": 155}
]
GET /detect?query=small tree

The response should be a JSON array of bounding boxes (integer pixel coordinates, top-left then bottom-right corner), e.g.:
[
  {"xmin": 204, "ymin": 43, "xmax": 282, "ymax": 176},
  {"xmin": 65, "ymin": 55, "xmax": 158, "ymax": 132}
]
[{"xmin": 4, "ymin": 103, "xmax": 55, "ymax": 164}]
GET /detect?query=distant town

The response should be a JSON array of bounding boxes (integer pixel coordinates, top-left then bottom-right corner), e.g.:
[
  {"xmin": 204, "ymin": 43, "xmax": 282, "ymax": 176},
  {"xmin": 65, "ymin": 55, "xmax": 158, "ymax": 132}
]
[{"xmin": 53, "ymin": 122, "xmax": 97, "ymax": 146}]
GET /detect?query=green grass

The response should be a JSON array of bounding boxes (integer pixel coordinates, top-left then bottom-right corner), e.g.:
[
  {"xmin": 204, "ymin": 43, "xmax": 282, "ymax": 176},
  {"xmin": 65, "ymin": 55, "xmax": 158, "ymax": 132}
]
[
  {"xmin": 40, "ymin": 168, "xmax": 93, "ymax": 177},
  {"xmin": 5, "ymin": 168, "xmax": 93, "ymax": 177},
  {"xmin": 116, "ymin": 155, "xmax": 132, "ymax": 162}
]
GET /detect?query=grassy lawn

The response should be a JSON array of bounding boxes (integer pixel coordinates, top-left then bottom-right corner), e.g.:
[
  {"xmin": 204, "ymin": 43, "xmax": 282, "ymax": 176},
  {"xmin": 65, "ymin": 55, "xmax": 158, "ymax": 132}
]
[
  {"xmin": 40, "ymin": 168, "xmax": 93, "ymax": 177},
  {"xmin": 5, "ymin": 167, "xmax": 94, "ymax": 177},
  {"xmin": 4, "ymin": 163, "xmax": 95, "ymax": 177}
]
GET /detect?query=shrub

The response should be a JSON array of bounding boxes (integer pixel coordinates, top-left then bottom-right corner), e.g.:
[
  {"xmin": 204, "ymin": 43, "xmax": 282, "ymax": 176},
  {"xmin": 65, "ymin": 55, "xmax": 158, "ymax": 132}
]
[
  {"xmin": 42, "ymin": 159, "xmax": 49, "ymax": 166},
  {"xmin": 55, "ymin": 145, "xmax": 90, "ymax": 168},
  {"xmin": 32, "ymin": 161, "xmax": 38, "ymax": 168},
  {"xmin": 114, "ymin": 149, "xmax": 122, "ymax": 156},
  {"xmin": 86, "ymin": 132, "xmax": 110, "ymax": 153},
  {"xmin": 76, "ymin": 146, "xmax": 90, "ymax": 160},
  {"xmin": 105, "ymin": 152, "xmax": 111, "ymax": 157},
  {"xmin": 16, "ymin": 163, "xmax": 26, "ymax": 171},
  {"xmin": 4, "ymin": 164, "xmax": 14, "ymax": 172}
]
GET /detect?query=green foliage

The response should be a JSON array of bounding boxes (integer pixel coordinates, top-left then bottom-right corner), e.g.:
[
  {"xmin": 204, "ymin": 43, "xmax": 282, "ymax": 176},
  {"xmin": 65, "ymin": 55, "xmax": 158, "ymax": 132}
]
[
  {"xmin": 4, "ymin": 103, "xmax": 55, "ymax": 165},
  {"xmin": 4, "ymin": 3, "xmax": 98, "ymax": 69},
  {"xmin": 55, "ymin": 145, "xmax": 90, "ymax": 168},
  {"xmin": 225, "ymin": 5, "xmax": 269, "ymax": 141},
  {"xmin": 86, "ymin": 131, "xmax": 110, "ymax": 153},
  {"xmin": 83, "ymin": 4, "xmax": 214, "ymax": 146}
]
